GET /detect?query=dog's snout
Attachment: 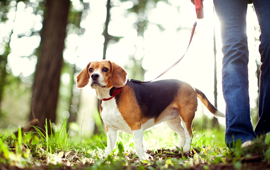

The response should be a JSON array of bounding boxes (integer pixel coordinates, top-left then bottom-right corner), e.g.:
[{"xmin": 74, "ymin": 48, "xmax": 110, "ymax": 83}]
[{"xmin": 91, "ymin": 73, "xmax": 99, "ymax": 80}]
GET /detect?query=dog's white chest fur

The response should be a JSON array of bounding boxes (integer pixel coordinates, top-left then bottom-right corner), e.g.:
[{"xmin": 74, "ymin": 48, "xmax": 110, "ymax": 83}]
[{"xmin": 101, "ymin": 99, "xmax": 133, "ymax": 134}]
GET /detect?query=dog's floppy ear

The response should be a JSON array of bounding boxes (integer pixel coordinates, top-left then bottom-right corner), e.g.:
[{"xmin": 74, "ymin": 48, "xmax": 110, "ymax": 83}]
[
  {"xmin": 109, "ymin": 61, "xmax": 127, "ymax": 88},
  {"xmin": 76, "ymin": 62, "xmax": 90, "ymax": 88}
]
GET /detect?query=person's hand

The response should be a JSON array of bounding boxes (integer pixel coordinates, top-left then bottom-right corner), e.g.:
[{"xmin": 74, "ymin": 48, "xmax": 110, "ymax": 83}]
[{"xmin": 190, "ymin": 0, "xmax": 204, "ymax": 5}]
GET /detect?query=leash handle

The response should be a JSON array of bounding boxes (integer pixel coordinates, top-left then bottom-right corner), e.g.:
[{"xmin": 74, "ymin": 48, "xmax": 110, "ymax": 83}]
[{"xmin": 195, "ymin": 0, "xmax": 203, "ymax": 19}]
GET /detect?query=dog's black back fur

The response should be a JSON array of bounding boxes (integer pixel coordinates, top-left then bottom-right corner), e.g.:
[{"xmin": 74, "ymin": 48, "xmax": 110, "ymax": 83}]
[{"xmin": 120, "ymin": 79, "xmax": 181, "ymax": 118}]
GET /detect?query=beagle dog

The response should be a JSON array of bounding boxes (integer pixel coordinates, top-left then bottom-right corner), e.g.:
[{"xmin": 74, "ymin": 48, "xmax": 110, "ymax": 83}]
[{"xmin": 77, "ymin": 60, "xmax": 224, "ymax": 160}]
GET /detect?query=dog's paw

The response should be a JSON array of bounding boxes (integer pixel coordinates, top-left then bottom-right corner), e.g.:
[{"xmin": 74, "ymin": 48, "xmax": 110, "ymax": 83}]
[
  {"xmin": 139, "ymin": 155, "xmax": 147, "ymax": 161},
  {"xmin": 179, "ymin": 141, "xmax": 185, "ymax": 148},
  {"xmin": 183, "ymin": 145, "xmax": 190, "ymax": 153},
  {"xmin": 139, "ymin": 153, "xmax": 154, "ymax": 161},
  {"xmin": 138, "ymin": 153, "xmax": 150, "ymax": 161}
]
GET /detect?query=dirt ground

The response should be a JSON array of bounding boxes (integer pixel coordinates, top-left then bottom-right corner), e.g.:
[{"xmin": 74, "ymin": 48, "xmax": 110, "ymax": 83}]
[{"xmin": 1, "ymin": 148, "xmax": 270, "ymax": 170}]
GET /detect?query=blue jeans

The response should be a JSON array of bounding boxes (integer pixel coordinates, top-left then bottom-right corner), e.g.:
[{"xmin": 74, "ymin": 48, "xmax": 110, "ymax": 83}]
[{"xmin": 214, "ymin": 0, "xmax": 270, "ymax": 146}]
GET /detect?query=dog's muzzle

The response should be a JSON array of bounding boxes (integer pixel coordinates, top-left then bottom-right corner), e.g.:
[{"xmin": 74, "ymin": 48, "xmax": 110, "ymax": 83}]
[{"xmin": 90, "ymin": 73, "xmax": 105, "ymax": 87}]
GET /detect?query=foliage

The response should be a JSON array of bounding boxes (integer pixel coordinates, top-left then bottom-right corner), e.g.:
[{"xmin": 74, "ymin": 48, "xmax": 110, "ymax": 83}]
[{"xmin": 0, "ymin": 121, "xmax": 270, "ymax": 169}]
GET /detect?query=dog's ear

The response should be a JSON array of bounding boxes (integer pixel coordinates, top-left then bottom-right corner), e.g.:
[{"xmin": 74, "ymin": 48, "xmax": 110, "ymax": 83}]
[
  {"xmin": 76, "ymin": 62, "xmax": 90, "ymax": 88},
  {"xmin": 109, "ymin": 61, "xmax": 127, "ymax": 88}
]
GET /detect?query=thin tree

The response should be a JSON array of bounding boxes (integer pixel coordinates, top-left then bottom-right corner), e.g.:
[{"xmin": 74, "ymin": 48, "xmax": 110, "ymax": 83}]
[
  {"xmin": 94, "ymin": 0, "xmax": 113, "ymax": 135},
  {"xmin": 93, "ymin": 0, "xmax": 123, "ymax": 135},
  {"xmin": 67, "ymin": 2, "xmax": 90, "ymax": 130},
  {"xmin": 103, "ymin": 0, "xmax": 111, "ymax": 60},
  {"xmin": 102, "ymin": 0, "xmax": 122, "ymax": 60},
  {"xmin": 212, "ymin": 6, "xmax": 219, "ymax": 129}
]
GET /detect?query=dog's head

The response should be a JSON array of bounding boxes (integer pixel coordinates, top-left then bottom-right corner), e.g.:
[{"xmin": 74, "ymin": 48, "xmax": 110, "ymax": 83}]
[{"xmin": 76, "ymin": 60, "xmax": 127, "ymax": 89}]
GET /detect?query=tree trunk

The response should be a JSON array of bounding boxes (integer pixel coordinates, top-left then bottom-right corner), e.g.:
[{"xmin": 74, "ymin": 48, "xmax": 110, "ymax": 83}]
[
  {"xmin": 30, "ymin": 0, "xmax": 70, "ymax": 134},
  {"xmin": 0, "ymin": 47, "xmax": 8, "ymax": 119},
  {"xmin": 0, "ymin": 58, "xmax": 7, "ymax": 119}
]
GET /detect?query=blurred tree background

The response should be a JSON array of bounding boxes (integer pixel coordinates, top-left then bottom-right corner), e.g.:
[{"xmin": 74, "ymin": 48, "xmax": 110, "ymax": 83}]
[{"xmin": 0, "ymin": 0, "xmax": 261, "ymax": 135}]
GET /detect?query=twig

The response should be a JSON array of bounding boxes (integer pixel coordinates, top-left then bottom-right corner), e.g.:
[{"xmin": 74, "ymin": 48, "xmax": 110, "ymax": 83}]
[{"xmin": 14, "ymin": 118, "xmax": 39, "ymax": 137}]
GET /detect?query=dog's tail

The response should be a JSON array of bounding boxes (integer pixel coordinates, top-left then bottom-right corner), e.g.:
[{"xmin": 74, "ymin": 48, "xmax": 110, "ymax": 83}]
[{"xmin": 195, "ymin": 88, "xmax": 224, "ymax": 118}]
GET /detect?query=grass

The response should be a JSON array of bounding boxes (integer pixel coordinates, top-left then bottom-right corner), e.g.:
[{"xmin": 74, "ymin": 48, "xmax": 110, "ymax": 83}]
[{"xmin": 0, "ymin": 120, "xmax": 270, "ymax": 170}]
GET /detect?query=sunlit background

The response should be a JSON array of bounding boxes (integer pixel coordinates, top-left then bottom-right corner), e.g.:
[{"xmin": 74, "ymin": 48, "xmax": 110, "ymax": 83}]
[{"xmin": 0, "ymin": 0, "xmax": 261, "ymax": 135}]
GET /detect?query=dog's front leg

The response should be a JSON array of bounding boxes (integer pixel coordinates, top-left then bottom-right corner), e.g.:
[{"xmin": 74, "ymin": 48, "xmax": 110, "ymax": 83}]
[
  {"xmin": 104, "ymin": 128, "xmax": 118, "ymax": 158},
  {"xmin": 133, "ymin": 127, "xmax": 147, "ymax": 160}
]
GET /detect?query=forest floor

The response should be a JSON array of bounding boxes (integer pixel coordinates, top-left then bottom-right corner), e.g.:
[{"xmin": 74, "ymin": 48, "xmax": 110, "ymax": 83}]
[
  {"xmin": 1, "ymin": 121, "xmax": 270, "ymax": 170},
  {"xmin": 1, "ymin": 146, "xmax": 270, "ymax": 170}
]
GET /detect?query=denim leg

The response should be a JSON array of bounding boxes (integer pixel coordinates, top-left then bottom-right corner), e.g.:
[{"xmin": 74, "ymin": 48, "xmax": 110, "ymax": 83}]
[
  {"xmin": 214, "ymin": 0, "xmax": 256, "ymax": 146},
  {"xmin": 253, "ymin": 0, "xmax": 270, "ymax": 135}
]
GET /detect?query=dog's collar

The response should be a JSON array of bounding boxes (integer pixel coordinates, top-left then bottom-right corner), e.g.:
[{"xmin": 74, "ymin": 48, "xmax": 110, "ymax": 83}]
[{"xmin": 101, "ymin": 87, "xmax": 122, "ymax": 101}]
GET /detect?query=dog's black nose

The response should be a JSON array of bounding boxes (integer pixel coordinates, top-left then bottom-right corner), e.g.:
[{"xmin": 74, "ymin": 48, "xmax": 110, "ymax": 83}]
[{"xmin": 91, "ymin": 73, "xmax": 99, "ymax": 80}]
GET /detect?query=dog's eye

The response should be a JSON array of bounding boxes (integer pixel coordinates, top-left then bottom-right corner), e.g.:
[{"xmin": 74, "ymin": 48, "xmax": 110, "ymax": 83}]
[
  {"xmin": 102, "ymin": 67, "xmax": 109, "ymax": 72},
  {"xmin": 89, "ymin": 68, "xmax": 93, "ymax": 73}
]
